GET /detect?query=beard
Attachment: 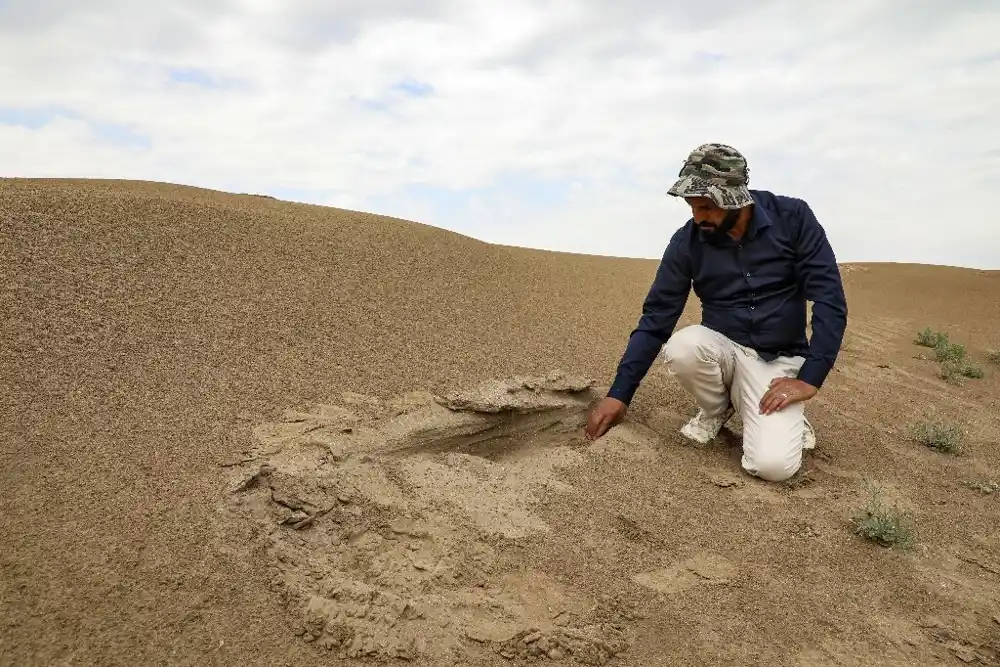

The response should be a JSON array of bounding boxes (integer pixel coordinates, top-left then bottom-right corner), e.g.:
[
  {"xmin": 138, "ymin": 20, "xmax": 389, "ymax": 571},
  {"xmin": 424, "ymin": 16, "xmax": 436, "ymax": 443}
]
[{"xmin": 697, "ymin": 208, "xmax": 741, "ymax": 244}]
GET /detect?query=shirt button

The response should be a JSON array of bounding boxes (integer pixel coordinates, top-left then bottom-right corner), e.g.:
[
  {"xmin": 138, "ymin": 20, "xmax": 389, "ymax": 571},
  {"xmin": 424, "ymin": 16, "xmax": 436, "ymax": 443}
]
[{"xmin": 746, "ymin": 272, "xmax": 751, "ymax": 276}]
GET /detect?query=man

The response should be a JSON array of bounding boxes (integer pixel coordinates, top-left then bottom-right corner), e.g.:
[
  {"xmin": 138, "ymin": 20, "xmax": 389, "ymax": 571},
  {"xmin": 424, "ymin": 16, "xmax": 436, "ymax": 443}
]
[{"xmin": 584, "ymin": 143, "xmax": 847, "ymax": 483}]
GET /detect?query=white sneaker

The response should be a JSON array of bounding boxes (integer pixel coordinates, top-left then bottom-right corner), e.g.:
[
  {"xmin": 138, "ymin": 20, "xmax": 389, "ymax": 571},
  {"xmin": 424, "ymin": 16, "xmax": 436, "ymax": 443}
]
[
  {"xmin": 803, "ymin": 416, "xmax": 816, "ymax": 450},
  {"xmin": 680, "ymin": 405, "xmax": 735, "ymax": 444}
]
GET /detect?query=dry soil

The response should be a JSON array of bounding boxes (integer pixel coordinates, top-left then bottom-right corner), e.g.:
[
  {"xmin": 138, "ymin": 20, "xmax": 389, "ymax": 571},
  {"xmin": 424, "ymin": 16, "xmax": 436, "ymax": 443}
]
[{"xmin": 2, "ymin": 178, "xmax": 999, "ymax": 666}]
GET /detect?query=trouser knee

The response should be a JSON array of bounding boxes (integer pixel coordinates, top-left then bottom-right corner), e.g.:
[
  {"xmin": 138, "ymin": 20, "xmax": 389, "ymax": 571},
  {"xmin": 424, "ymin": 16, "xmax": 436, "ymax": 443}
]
[
  {"xmin": 743, "ymin": 449, "xmax": 801, "ymax": 482},
  {"xmin": 750, "ymin": 459, "xmax": 800, "ymax": 482},
  {"xmin": 662, "ymin": 326, "xmax": 714, "ymax": 374}
]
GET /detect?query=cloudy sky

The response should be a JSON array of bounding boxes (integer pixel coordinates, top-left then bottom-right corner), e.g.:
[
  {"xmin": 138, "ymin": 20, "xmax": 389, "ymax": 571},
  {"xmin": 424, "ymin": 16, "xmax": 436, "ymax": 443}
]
[{"xmin": 2, "ymin": 0, "xmax": 998, "ymax": 268}]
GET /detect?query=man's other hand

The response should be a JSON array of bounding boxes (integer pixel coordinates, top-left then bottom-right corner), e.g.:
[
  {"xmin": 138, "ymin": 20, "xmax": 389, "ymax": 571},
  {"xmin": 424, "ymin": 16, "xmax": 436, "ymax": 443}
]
[
  {"xmin": 585, "ymin": 397, "xmax": 628, "ymax": 440},
  {"xmin": 759, "ymin": 377, "xmax": 817, "ymax": 415}
]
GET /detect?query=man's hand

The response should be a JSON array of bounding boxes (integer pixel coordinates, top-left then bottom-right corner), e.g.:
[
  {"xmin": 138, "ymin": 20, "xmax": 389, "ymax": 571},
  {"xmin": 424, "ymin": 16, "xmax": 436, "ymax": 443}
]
[
  {"xmin": 759, "ymin": 377, "xmax": 817, "ymax": 415},
  {"xmin": 585, "ymin": 397, "xmax": 628, "ymax": 440}
]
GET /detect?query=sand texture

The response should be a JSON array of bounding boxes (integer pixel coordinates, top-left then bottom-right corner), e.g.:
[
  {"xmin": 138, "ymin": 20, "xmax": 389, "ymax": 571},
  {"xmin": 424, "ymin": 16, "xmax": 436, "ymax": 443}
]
[{"xmin": 3, "ymin": 178, "xmax": 1000, "ymax": 666}]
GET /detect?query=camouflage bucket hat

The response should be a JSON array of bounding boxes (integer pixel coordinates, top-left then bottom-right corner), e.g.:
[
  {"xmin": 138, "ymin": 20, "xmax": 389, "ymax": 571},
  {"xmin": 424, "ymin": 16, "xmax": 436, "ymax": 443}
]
[{"xmin": 667, "ymin": 143, "xmax": 752, "ymax": 209}]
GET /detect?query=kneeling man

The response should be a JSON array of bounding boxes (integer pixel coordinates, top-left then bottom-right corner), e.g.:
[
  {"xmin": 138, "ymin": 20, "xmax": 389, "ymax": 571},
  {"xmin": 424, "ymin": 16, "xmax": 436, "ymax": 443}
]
[{"xmin": 585, "ymin": 143, "xmax": 848, "ymax": 482}]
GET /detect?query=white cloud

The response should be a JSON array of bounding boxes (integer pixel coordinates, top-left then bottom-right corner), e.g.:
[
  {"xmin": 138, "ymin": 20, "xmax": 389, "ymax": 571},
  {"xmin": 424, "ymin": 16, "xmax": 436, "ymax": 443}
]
[{"xmin": 1, "ymin": 0, "xmax": 998, "ymax": 267}]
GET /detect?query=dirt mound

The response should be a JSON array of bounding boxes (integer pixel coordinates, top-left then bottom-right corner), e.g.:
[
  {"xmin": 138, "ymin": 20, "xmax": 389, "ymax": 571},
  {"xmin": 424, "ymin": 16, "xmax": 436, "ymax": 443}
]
[
  {"xmin": 4, "ymin": 179, "xmax": 999, "ymax": 667},
  {"xmin": 221, "ymin": 372, "xmax": 637, "ymax": 664}
]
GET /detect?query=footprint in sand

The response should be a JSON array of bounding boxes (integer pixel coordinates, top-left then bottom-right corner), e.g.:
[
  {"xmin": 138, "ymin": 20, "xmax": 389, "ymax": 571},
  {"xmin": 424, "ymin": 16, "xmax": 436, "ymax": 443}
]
[{"xmin": 633, "ymin": 551, "xmax": 737, "ymax": 595}]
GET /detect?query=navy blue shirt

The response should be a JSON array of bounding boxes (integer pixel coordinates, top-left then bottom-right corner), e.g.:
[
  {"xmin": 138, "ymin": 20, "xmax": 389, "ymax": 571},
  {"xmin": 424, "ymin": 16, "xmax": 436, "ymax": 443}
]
[{"xmin": 607, "ymin": 189, "xmax": 848, "ymax": 405}]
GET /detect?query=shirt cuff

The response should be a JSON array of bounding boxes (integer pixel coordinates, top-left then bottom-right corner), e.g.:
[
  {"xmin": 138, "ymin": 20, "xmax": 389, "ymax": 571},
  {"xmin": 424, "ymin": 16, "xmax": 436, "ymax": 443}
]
[
  {"xmin": 796, "ymin": 358, "xmax": 831, "ymax": 389},
  {"xmin": 606, "ymin": 381, "xmax": 638, "ymax": 405}
]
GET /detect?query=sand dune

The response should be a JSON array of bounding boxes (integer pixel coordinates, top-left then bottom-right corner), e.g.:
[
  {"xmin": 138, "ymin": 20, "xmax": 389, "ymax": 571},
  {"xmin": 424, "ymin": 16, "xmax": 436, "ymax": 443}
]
[{"xmin": 2, "ymin": 178, "xmax": 999, "ymax": 666}]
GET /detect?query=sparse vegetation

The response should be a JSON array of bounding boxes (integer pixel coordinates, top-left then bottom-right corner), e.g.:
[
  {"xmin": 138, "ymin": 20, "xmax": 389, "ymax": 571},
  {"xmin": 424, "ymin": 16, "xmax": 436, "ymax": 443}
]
[
  {"xmin": 939, "ymin": 359, "xmax": 984, "ymax": 385},
  {"xmin": 851, "ymin": 482, "xmax": 916, "ymax": 550},
  {"xmin": 986, "ymin": 349, "xmax": 1000, "ymax": 365},
  {"xmin": 962, "ymin": 479, "xmax": 1000, "ymax": 494},
  {"xmin": 913, "ymin": 327, "xmax": 984, "ymax": 384},
  {"xmin": 915, "ymin": 327, "xmax": 949, "ymax": 348},
  {"xmin": 909, "ymin": 420, "xmax": 965, "ymax": 454},
  {"xmin": 933, "ymin": 340, "xmax": 966, "ymax": 363}
]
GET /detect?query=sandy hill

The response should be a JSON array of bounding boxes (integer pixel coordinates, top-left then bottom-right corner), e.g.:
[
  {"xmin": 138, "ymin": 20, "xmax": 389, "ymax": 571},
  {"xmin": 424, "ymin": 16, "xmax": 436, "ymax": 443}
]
[{"xmin": 2, "ymin": 178, "xmax": 999, "ymax": 667}]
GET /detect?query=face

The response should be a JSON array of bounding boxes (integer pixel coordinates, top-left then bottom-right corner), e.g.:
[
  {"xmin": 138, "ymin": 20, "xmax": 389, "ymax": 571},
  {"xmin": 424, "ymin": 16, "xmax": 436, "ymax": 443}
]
[{"xmin": 684, "ymin": 196, "xmax": 727, "ymax": 229}]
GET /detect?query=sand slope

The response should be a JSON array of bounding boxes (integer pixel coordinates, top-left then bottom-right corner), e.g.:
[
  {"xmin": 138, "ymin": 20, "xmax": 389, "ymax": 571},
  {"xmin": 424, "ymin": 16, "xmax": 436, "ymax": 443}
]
[{"xmin": 2, "ymin": 178, "xmax": 999, "ymax": 666}]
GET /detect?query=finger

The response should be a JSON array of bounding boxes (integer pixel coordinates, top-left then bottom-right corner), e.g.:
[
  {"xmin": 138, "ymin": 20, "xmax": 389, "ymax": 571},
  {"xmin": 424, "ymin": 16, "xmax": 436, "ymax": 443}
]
[
  {"xmin": 759, "ymin": 387, "xmax": 779, "ymax": 413},
  {"xmin": 585, "ymin": 413, "xmax": 609, "ymax": 440},
  {"xmin": 600, "ymin": 408, "xmax": 619, "ymax": 433},
  {"xmin": 596, "ymin": 413, "xmax": 613, "ymax": 437},
  {"xmin": 761, "ymin": 379, "xmax": 782, "ymax": 402},
  {"xmin": 761, "ymin": 379, "xmax": 794, "ymax": 414},
  {"xmin": 760, "ymin": 389, "xmax": 785, "ymax": 415},
  {"xmin": 760, "ymin": 394, "xmax": 776, "ymax": 415},
  {"xmin": 768, "ymin": 395, "xmax": 790, "ymax": 414},
  {"xmin": 770, "ymin": 390, "xmax": 801, "ymax": 414}
]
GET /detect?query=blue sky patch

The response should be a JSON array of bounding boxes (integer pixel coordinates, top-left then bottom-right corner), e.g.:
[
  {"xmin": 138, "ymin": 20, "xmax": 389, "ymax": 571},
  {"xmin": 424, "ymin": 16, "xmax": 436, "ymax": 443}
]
[
  {"xmin": 391, "ymin": 78, "xmax": 434, "ymax": 97},
  {"xmin": 0, "ymin": 106, "xmax": 64, "ymax": 129},
  {"xmin": 359, "ymin": 173, "xmax": 572, "ymax": 238},
  {"xmin": 168, "ymin": 67, "xmax": 218, "ymax": 88},
  {"xmin": 0, "ymin": 105, "xmax": 150, "ymax": 149},
  {"xmin": 90, "ymin": 120, "xmax": 151, "ymax": 149}
]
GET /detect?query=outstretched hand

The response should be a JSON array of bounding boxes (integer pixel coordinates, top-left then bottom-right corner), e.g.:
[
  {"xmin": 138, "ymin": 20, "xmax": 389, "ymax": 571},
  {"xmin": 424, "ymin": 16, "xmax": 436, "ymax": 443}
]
[
  {"xmin": 585, "ymin": 397, "xmax": 628, "ymax": 440},
  {"xmin": 759, "ymin": 377, "xmax": 817, "ymax": 415}
]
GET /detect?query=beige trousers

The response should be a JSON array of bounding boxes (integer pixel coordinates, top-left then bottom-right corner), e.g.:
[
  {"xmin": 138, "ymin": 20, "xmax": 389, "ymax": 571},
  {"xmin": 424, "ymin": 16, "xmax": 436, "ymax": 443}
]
[{"xmin": 662, "ymin": 325, "xmax": 808, "ymax": 482}]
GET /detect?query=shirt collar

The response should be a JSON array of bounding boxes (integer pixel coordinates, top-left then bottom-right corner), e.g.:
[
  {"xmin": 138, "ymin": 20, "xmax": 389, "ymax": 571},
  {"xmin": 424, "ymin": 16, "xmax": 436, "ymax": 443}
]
[{"xmin": 745, "ymin": 190, "xmax": 773, "ymax": 239}]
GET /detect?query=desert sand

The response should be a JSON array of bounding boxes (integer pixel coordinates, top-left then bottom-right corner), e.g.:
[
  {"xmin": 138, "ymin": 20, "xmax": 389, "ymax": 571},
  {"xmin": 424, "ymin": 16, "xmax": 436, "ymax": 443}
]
[{"xmin": 2, "ymin": 178, "xmax": 998, "ymax": 666}]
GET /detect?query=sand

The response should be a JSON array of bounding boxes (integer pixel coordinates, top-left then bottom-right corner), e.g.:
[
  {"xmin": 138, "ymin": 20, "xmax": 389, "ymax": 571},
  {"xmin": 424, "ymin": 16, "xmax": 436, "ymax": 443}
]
[{"xmin": 2, "ymin": 178, "xmax": 999, "ymax": 666}]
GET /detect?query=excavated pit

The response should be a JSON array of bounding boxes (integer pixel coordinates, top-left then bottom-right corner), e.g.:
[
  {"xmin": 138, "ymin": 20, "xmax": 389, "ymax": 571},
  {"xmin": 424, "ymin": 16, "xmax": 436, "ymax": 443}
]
[{"xmin": 219, "ymin": 371, "xmax": 637, "ymax": 665}]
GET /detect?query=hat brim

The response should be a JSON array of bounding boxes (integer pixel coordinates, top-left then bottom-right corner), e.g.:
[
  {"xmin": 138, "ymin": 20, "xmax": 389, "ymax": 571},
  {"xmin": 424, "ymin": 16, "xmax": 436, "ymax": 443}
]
[{"xmin": 667, "ymin": 175, "xmax": 752, "ymax": 210}]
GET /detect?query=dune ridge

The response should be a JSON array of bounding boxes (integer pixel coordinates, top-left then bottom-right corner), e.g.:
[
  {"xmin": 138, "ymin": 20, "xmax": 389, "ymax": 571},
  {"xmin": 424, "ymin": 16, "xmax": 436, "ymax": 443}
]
[{"xmin": 2, "ymin": 178, "xmax": 999, "ymax": 666}]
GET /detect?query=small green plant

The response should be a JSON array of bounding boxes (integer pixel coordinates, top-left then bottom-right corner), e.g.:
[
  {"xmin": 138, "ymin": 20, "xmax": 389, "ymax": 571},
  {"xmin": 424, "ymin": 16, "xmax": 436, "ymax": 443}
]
[
  {"xmin": 940, "ymin": 359, "xmax": 983, "ymax": 382},
  {"xmin": 938, "ymin": 364, "xmax": 963, "ymax": 385},
  {"xmin": 909, "ymin": 420, "xmax": 965, "ymax": 454},
  {"xmin": 962, "ymin": 479, "xmax": 1000, "ymax": 494},
  {"xmin": 915, "ymin": 327, "xmax": 949, "ymax": 348},
  {"xmin": 913, "ymin": 328, "xmax": 984, "ymax": 384},
  {"xmin": 933, "ymin": 340, "xmax": 966, "ymax": 363},
  {"xmin": 938, "ymin": 360, "xmax": 984, "ymax": 385},
  {"xmin": 851, "ymin": 482, "xmax": 916, "ymax": 549}
]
